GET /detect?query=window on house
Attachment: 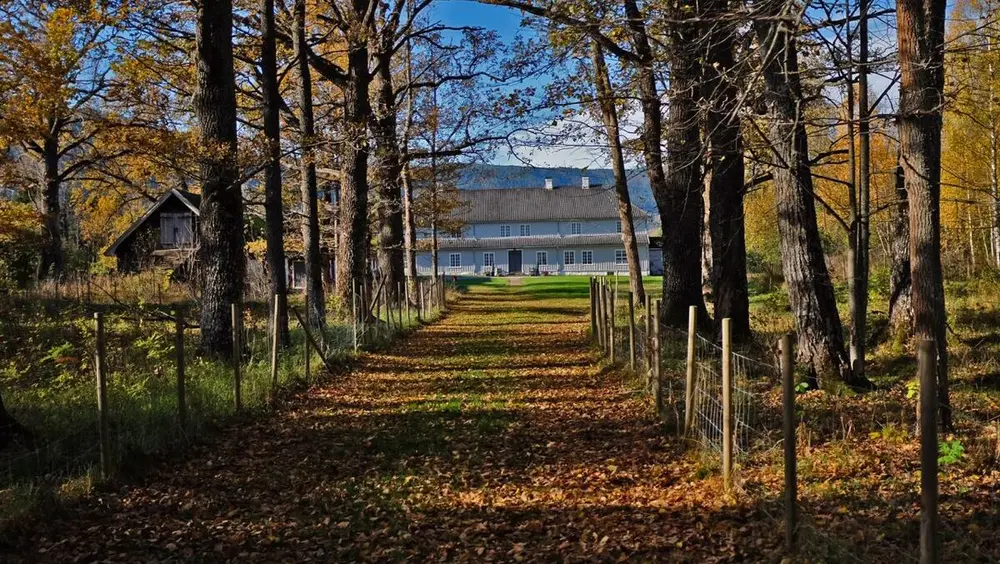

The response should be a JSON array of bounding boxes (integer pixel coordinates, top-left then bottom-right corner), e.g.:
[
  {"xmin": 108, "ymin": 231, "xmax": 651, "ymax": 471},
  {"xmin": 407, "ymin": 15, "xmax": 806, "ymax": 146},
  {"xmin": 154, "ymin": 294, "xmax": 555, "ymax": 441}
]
[
  {"xmin": 581, "ymin": 250, "xmax": 594, "ymax": 265},
  {"xmin": 483, "ymin": 252, "xmax": 495, "ymax": 267},
  {"xmin": 520, "ymin": 224, "xmax": 531, "ymax": 236},
  {"xmin": 449, "ymin": 253, "xmax": 461, "ymax": 268},
  {"xmin": 536, "ymin": 251, "xmax": 547, "ymax": 266},
  {"xmin": 615, "ymin": 250, "xmax": 627, "ymax": 264},
  {"xmin": 161, "ymin": 213, "xmax": 193, "ymax": 248},
  {"xmin": 500, "ymin": 225, "xmax": 511, "ymax": 237},
  {"xmin": 564, "ymin": 250, "xmax": 575, "ymax": 265},
  {"xmin": 570, "ymin": 222, "xmax": 582, "ymax": 235},
  {"xmin": 616, "ymin": 220, "xmax": 622, "ymax": 233}
]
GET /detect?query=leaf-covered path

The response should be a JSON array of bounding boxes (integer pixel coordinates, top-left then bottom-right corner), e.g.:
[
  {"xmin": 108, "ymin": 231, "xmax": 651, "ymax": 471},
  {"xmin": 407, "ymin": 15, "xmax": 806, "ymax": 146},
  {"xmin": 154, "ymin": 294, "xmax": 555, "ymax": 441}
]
[{"xmin": 9, "ymin": 281, "xmax": 759, "ymax": 562}]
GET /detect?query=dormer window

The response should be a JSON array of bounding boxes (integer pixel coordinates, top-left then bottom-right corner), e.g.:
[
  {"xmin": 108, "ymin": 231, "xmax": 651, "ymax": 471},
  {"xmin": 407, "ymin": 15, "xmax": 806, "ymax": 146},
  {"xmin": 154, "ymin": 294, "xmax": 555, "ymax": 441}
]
[
  {"xmin": 500, "ymin": 225, "xmax": 511, "ymax": 237},
  {"xmin": 570, "ymin": 222, "xmax": 582, "ymax": 235},
  {"xmin": 520, "ymin": 224, "xmax": 531, "ymax": 236}
]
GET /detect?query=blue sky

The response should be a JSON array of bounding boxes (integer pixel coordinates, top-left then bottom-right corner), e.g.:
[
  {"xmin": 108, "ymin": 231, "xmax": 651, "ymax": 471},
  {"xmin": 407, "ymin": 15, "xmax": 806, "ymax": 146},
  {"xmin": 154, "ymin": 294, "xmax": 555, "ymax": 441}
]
[
  {"xmin": 427, "ymin": 1, "xmax": 905, "ymax": 170},
  {"xmin": 430, "ymin": 1, "xmax": 611, "ymax": 169}
]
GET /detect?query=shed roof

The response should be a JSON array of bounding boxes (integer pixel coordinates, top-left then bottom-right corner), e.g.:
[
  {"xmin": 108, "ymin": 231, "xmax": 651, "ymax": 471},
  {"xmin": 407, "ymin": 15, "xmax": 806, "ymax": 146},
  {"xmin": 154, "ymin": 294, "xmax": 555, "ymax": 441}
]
[{"xmin": 454, "ymin": 187, "xmax": 646, "ymax": 223}]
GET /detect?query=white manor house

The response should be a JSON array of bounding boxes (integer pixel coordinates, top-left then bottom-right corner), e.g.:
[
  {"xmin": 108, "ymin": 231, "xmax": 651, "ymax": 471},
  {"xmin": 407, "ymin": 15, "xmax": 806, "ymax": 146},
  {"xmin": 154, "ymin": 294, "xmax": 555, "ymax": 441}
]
[{"xmin": 414, "ymin": 178, "xmax": 652, "ymax": 276}]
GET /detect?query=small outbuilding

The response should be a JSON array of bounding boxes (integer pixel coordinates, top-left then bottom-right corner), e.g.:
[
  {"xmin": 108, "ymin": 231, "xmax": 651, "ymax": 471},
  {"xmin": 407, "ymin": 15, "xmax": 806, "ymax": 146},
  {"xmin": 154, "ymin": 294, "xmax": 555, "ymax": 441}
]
[{"xmin": 105, "ymin": 189, "xmax": 200, "ymax": 272}]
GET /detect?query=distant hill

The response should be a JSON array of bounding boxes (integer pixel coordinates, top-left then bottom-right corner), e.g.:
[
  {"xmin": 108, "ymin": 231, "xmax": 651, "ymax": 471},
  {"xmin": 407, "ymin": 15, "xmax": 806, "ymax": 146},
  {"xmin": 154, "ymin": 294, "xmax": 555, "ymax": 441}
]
[{"xmin": 455, "ymin": 164, "xmax": 658, "ymax": 219}]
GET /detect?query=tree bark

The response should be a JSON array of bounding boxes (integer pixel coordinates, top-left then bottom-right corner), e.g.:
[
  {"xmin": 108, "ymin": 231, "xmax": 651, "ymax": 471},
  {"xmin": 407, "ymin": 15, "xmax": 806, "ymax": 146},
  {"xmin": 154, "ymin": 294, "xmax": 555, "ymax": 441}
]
[
  {"xmin": 373, "ymin": 47, "xmax": 405, "ymax": 303},
  {"xmin": 897, "ymin": 0, "xmax": 950, "ymax": 428},
  {"xmin": 590, "ymin": 42, "xmax": 645, "ymax": 305},
  {"xmin": 38, "ymin": 132, "xmax": 62, "ymax": 279},
  {"xmin": 196, "ymin": 0, "xmax": 244, "ymax": 357},
  {"xmin": 261, "ymin": 0, "xmax": 289, "ymax": 346},
  {"xmin": 889, "ymin": 159, "xmax": 913, "ymax": 339},
  {"xmin": 294, "ymin": 0, "xmax": 324, "ymax": 327},
  {"xmin": 703, "ymin": 1, "xmax": 751, "ymax": 341},
  {"xmin": 701, "ymin": 176, "xmax": 713, "ymax": 300},
  {"xmin": 335, "ymin": 34, "xmax": 372, "ymax": 316},
  {"xmin": 848, "ymin": 0, "xmax": 872, "ymax": 379},
  {"xmin": 660, "ymin": 0, "xmax": 709, "ymax": 329},
  {"xmin": 623, "ymin": 0, "xmax": 708, "ymax": 329},
  {"xmin": 402, "ymin": 163, "xmax": 418, "ymax": 297},
  {"xmin": 754, "ymin": 4, "xmax": 855, "ymax": 386},
  {"xmin": 402, "ymin": 14, "xmax": 419, "ymax": 302}
]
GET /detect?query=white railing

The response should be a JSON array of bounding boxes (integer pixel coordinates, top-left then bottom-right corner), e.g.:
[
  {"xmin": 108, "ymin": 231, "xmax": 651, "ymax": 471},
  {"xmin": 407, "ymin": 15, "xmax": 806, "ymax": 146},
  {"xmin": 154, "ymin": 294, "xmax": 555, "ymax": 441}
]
[
  {"xmin": 563, "ymin": 260, "xmax": 647, "ymax": 274},
  {"xmin": 415, "ymin": 260, "xmax": 648, "ymax": 276}
]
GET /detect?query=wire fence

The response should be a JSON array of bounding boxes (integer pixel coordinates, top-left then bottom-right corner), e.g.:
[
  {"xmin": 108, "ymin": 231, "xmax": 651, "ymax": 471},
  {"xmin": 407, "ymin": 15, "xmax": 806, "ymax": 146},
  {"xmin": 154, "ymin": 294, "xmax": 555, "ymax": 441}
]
[
  {"xmin": 588, "ymin": 275, "xmax": 1000, "ymax": 562},
  {"xmin": 0, "ymin": 273, "xmax": 453, "ymax": 523}
]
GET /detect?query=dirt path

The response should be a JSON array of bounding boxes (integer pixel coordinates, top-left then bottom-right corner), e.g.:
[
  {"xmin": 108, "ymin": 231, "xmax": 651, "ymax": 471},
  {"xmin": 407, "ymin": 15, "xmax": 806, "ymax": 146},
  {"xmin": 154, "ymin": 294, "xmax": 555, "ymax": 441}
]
[{"xmin": 8, "ymin": 282, "xmax": 760, "ymax": 562}]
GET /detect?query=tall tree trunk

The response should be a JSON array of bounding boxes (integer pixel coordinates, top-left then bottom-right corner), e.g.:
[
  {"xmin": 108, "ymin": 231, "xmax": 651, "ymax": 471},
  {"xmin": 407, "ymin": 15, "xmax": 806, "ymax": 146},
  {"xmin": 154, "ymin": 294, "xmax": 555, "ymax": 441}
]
[
  {"xmin": 703, "ymin": 1, "xmax": 750, "ymax": 341},
  {"xmin": 888, "ymin": 159, "xmax": 913, "ymax": 340},
  {"xmin": 754, "ymin": 4, "xmax": 855, "ymax": 386},
  {"xmin": 701, "ymin": 176, "xmax": 712, "ymax": 300},
  {"xmin": 431, "ymin": 176, "xmax": 439, "ymax": 276},
  {"xmin": 402, "ymin": 163, "xmax": 418, "ymax": 295},
  {"xmin": 590, "ymin": 42, "xmax": 645, "ymax": 304},
  {"xmin": 373, "ymin": 49, "xmax": 405, "ymax": 303},
  {"xmin": 989, "ymin": 19, "xmax": 1000, "ymax": 268},
  {"xmin": 897, "ymin": 0, "xmax": 950, "ymax": 428},
  {"xmin": 261, "ymin": 0, "xmax": 289, "ymax": 346},
  {"xmin": 38, "ymin": 132, "xmax": 62, "ymax": 279},
  {"xmin": 848, "ymin": 0, "xmax": 872, "ymax": 378},
  {"xmin": 293, "ymin": 0, "xmax": 324, "ymax": 327},
  {"xmin": 335, "ymin": 38, "xmax": 372, "ymax": 316},
  {"xmin": 196, "ymin": 0, "xmax": 244, "ymax": 357},
  {"xmin": 402, "ymin": 14, "xmax": 418, "ymax": 302},
  {"xmin": 661, "ymin": 0, "xmax": 709, "ymax": 329},
  {"xmin": 623, "ymin": 0, "xmax": 708, "ymax": 329}
]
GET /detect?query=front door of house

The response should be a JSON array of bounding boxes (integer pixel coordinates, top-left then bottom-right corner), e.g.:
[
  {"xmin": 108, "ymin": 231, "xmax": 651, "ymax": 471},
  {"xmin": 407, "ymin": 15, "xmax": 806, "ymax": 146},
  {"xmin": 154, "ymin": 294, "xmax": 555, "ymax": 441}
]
[{"xmin": 508, "ymin": 249, "xmax": 522, "ymax": 274}]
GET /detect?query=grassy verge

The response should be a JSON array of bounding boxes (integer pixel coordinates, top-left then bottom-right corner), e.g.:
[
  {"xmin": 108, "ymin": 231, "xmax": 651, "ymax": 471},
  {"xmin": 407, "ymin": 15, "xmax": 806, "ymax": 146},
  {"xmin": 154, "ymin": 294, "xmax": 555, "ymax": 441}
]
[{"xmin": 0, "ymin": 288, "xmax": 443, "ymax": 532}]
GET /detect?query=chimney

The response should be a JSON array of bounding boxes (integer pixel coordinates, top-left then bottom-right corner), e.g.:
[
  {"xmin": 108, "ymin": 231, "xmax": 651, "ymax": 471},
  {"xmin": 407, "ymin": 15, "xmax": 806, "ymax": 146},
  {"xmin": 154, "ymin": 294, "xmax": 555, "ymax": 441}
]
[
  {"xmin": 544, "ymin": 178, "xmax": 554, "ymax": 190},
  {"xmin": 581, "ymin": 176, "xmax": 590, "ymax": 190}
]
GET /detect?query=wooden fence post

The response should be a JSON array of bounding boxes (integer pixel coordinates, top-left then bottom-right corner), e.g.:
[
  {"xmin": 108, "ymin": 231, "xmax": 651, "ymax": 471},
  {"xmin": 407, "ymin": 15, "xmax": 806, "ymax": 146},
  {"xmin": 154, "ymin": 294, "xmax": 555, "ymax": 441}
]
[
  {"xmin": 780, "ymin": 332, "xmax": 797, "ymax": 553},
  {"xmin": 684, "ymin": 305, "xmax": 698, "ymax": 437},
  {"xmin": 231, "ymin": 304, "xmax": 242, "ymax": 413},
  {"xmin": 176, "ymin": 310, "xmax": 186, "ymax": 430},
  {"xmin": 608, "ymin": 285, "xmax": 618, "ymax": 364},
  {"xmin": 376, "ymin": 282, "xmax": 383, "ymax": 341},
  {"xmin": 386, "ymin": 282, "xmax": 394, "ymax": 334},
  {"xmin": 653, "ymin": 299, "xmax": 662, "ymax": 412},
  {"xmin": 919, "ymin": 340, "xmax": 938, "ymax": 564},
  {"xmin": 352, "ymin": 281, "xmax": 359, "ymax": 353},
  {"xmin": 645, "ymin": 294, "xmax": 652, "ymax": 373},
  {"xmin": 94, "ymin": 312, "xmax": 111, "ymax": 479},
  {"xmin": 628, "ymin": 291, "xmax": 636, "ymax": 371},
  {"xmin": 270, "ymin": 294, "xmax": 281, "ymax": 397},
  {"xmin": 305, "ymin": 287, "xmax": 312, "ymax": 380},
  {"xmin": 722, "ymin": 317, "xmax": 733, "ymax": 491},
  {"xmin": 418, "ymin": 279, "xmax": 425, "ymax": 321},
  {"xmin": 596, "ymin": 280, "xmax": 605, "ymax": 349},
  {"xmin": 590, "ymin": 278, "xmax": 597, "ymax": 340},
  {"xmin": 404, "ymin": 280, "xmax": 411, "ymax": 326},
  {"xmin": 396, "ymin": 282, "xmax": 409, "ymax": 331}
]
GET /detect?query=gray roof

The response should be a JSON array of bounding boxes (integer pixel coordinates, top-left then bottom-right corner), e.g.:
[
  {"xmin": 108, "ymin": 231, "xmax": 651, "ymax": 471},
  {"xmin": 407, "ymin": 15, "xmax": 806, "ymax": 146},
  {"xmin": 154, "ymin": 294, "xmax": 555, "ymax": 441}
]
[
  {"xmin": 455, "ymin": 187, "xmax": 646, "ymax": 223},
  {"xmin": 418, "ymin": 232, "xmax": 649, "ymax": 250}
]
